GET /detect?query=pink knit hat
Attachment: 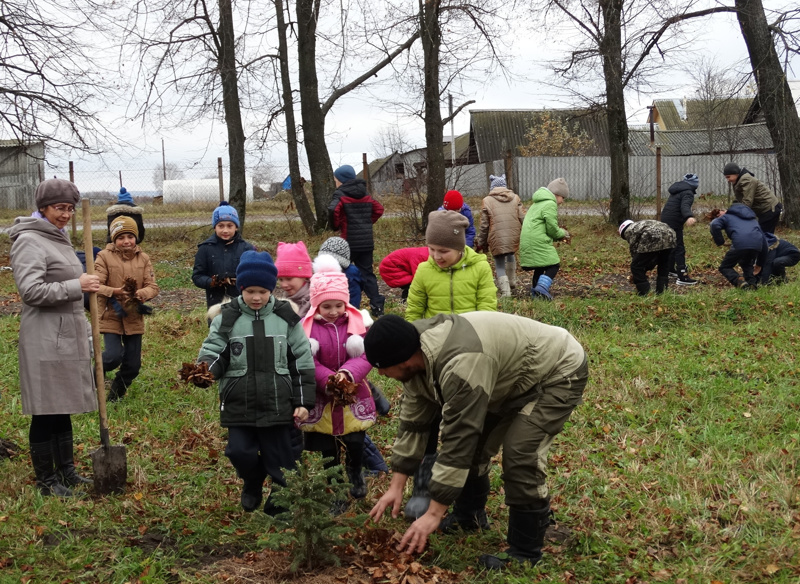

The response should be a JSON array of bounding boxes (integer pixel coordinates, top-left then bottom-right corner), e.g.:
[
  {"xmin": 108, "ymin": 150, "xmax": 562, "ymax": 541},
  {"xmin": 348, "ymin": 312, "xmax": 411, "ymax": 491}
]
[
  {"xmin": 275, "ymin": 241, "xmax": 313, "ymax": 278},
  {"xmin": 302, "ymin": 255, "xmax": 365, "ymax": 336}
]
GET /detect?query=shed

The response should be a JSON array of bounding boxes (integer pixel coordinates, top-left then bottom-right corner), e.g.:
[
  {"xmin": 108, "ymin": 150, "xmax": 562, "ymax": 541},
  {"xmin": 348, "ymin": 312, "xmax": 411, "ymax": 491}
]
[{"xmin": 0, "ymin": 141, "xmax": 45, "ymax": 210}]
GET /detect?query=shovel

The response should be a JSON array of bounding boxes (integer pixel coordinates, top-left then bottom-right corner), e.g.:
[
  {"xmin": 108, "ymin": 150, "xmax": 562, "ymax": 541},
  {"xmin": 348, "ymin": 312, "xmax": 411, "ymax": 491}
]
[{"xmin": 82, "ymin": 199, "xmax": 128, "ymax": 494}]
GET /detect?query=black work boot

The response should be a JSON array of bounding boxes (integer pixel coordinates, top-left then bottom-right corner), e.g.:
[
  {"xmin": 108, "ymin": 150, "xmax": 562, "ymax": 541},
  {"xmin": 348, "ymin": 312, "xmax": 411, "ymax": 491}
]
[
  {"xmin": 108, "ymin": 377, "xmax": 127, "ymax": 402},
  {"xmin": 52, "ymin": 431, "xmax": 92, "ymax": 487},
  {"xmin": 240, "ymin": 480, "xmax": 263, "ymax": 512},
  {"xmin": 347, "ymin": 465, "xmax": 367, "ymax": 499},
  {"xmin": 439, "ymin": 473, "xmax": 490, "ymax": 533},
  {"xmin": 404, "ymin": 453, "xmax": 438, "ymax": 520},
  {"xmin": 635, "ymin": 281, "xmax": 651, "ymax": 296},
  {"xmin": 655, "ymin": 276, "xmax": 670, "ymax": 294},
  {"xmin": 30, "ymin": 441, "xmax": 74, "ymax": 497},
  {"xmin": 479, "ymin": 503, "xmax": 553, "ymax": 570}
]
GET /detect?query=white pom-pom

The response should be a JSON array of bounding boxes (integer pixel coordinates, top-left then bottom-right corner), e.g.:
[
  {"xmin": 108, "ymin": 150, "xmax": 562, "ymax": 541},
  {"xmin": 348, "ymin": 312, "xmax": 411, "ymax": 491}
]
[
  {"xmin": 346, "ymin": 334, "xmax": 365, "ymax": 358},
  {"xmin": 309, "ymin": 337, "xmax": 320, "ymax": 356},
  {"xmin": 312, "ymin": 254, "xmax": 343, "ymax": 274},
  {"xmin": 360, "ymin": 309, "xmax": 373, "ymax": 329}
]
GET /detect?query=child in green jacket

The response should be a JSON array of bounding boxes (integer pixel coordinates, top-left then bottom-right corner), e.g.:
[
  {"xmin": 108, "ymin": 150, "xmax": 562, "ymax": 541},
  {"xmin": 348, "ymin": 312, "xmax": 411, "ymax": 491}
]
[
  {"xmin": 196, "ymin": 251, "xmax": 316, "ymax": 515},
  {"xmin": 519, "ymin": 178, "xmax": 571, "ymax": 300}
]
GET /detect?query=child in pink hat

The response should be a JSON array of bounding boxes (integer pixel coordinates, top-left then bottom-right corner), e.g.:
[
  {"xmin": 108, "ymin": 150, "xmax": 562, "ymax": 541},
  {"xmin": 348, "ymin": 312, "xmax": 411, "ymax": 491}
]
[
  {"xmin": 275, "ymin": 241, "xmax": 313, "ymax": 317},
  {"xmin": 298, "ymin": 254, "xmax": 376, "ymax": 508}
]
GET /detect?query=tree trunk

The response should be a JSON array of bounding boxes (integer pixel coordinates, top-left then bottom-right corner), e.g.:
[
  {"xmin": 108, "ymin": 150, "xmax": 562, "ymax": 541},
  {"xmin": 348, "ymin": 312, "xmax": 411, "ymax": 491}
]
[
  {"xmin": 297, "ymin": 0, "xmax": 335, "ymax": 231},
  {"xmin": 734, "ymin": 0, "xmax": 800, "ymax": 228},
  {"xmin": 420, "ymin": 0, "xmax": 445, "ymax": 231},
  {"xmin": 218, "ymin": 0, "xmax": 248, "ymax": 227},
  {"xmin": 600, "ymin": 0, "xmax": 630, "ymax": 225},
  {"xmin": 275, "ymin": 0, "xmax": 315, "ymax": 234}
]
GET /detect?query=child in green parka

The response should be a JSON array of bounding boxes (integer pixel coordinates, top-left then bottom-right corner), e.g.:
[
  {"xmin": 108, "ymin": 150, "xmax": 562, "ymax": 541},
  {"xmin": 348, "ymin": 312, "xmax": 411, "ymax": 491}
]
[{"xmin": 519, "ymin": 178, "xmax": 571, "ymax": 300}]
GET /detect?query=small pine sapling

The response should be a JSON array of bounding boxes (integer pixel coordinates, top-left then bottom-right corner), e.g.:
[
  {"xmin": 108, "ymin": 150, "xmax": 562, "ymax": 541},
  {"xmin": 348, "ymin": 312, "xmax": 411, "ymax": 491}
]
[{"xmin": 260, "ymin": 451, "xmax": 362, "ymax": 573}]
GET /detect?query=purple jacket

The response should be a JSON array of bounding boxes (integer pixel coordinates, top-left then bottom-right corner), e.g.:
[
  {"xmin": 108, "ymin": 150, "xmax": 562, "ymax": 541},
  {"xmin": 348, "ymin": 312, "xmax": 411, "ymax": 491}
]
[{"xmin": 301, "ymin": 313, "xmax": 376, "ymax": 436}]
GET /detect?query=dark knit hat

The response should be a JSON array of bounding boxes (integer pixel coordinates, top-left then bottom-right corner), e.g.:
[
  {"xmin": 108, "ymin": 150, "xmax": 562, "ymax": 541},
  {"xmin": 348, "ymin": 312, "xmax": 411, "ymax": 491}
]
[
  {"xmin": 237, "ymin": 251, "xmax": 278, "ymax": 291},
  {"xmin": 319, "ymin": 236, "xmax": 351, "ymax": 270},
  {"xmin": 723, "ymin": 162, "xmax": 741, "ymax": 176},
  {"xmin": 334, "ymin": 165, "xmax": 356, "ymax": 183},
  {"xmin": 547, "ymin": 177, "xmax": 569, "ymax": 198},
  {"xmin": 212, "ymin": 201, "xmax": 240, "ymax": 228},
  {"xmin": 490, "ymin": 174, "xmax": 507, "ymax": 189},
  {"xmin": 35, "ymin": 178, "xmax": 80, "ymax": 210},
  {"xmin": 442, "ymin": 190, "xmax": 464, "ymax": 211},
  {"xmin": 426, "ymin": 210, "xmax": 468, "ymax": 251},
  {"xmin": 364, "ymin": 314, "xmax": 421, "ymax": 368},
  {"xmin": 683, "ymin": 173, "xmax": 699, "ymax": 188},
  {"xmin": 109, "ymin": 216, "xmax": 139, "ymax": 241},
  {"xmin": 117, "ymin": 187, "xmax": 133, "ymax": 205}
]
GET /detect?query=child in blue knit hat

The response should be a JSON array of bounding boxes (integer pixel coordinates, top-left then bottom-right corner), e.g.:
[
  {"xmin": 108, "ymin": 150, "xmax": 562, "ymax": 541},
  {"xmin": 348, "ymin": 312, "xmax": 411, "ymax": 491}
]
[
  {"xmin": 192, "ymin": 201, "xmax": 254, "ymax": 313},
  {"xmin": 105, "ymin": 186, "xmax": 146, "ymax": 243},
  {"xmin": 195, "ymin": 250, "xmax": 316, "ymax": 514}
]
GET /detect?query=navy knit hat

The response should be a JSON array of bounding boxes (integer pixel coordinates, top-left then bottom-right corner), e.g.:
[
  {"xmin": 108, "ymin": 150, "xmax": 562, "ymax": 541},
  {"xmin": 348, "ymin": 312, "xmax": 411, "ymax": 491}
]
[
  {"xmin": 723, "ymin": 162, "xmax": 741, "ymax": 176},
  {"xmin": 117, "ymin": 187, "xmax": 134, "ymax": 205},
  {"xmin": 334, "ymin": 165, "xmax": 356, "ymax": 183},
  {"xmin": 365, "ymin": 314, "xmax": 421, "ymax": 368},
  {"xmin": 212, "ymin": 201, "xmax": 240, "ymax": 228},
  {"xmin": 683, "ymin": 173, "xmax": 699, "ymax": 188},
  {"xmin": 490, "ymin": 174, "xmax": 507, "ymax": 189},
  {"xmin": 237, "ymin": 251, "xmax": 278, "ymax": 291}
]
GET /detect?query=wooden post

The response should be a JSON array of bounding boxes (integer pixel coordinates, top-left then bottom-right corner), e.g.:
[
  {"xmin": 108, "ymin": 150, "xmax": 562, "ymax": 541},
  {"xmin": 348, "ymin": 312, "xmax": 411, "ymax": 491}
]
[
  {"xmin": 119, "ymin": 171, "xmax": 123, "ymax": 188},
  {"xmin": 504, "ymin": 150, "xmax": 514, "ymax": 193},
  {"xmin": 70, "ymin": 161, "xmax": 77, "ymax": 238},
  {"xmin": 362, "ymin": 153, "xmax": 371, "ymax": 194},
  {"xmin": 218, "ymin": 157, "xmax": 224, "ymax": 202},
  {"xmin": 655, "ymin": 146, "xmax": 662, "ymax": 220}
]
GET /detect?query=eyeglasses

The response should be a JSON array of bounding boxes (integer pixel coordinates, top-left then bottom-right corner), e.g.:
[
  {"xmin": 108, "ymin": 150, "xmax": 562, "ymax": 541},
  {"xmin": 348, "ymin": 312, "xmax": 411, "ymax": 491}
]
[{"xmin": 50, "ymin": 205, "xmax": 76, "ymax": 214}]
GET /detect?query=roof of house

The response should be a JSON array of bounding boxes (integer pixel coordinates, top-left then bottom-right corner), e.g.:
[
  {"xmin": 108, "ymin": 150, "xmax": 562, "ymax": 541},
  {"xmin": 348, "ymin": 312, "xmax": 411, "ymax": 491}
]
[
  {"xmin": 469, "ymin": 109, "xmax": 609, "ymax": 161},
  {"xmin": 647, "ymin": 98, "xmax": 754, "ymax": 130},
  {"xmin": 357, "ymin": 153, "xmax": 395, "ymax": 179},
  {"xmin": 629, "ymin": 122, "xmax": 773, "ymax": 156}
]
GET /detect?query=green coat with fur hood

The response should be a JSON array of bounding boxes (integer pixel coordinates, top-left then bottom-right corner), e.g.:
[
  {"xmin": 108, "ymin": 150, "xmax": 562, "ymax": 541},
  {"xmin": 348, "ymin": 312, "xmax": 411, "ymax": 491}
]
[
  {"xmin": 520, "ymin": 187, "xmax": 568, "ymax": 268},
  {"xmin": 405, "ymin": 246, "xmax": 497, "ymax": 322}
]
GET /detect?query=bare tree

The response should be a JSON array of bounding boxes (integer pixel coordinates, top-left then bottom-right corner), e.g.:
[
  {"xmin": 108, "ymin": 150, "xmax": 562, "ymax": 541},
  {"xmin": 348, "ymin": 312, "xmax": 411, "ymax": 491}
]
[
  {"xmin": 152, "ymin": 161, "xmax": 186, "ymax": 192},
  {"xmin": 0, "ymin": 0, "xmax": 108, "ymax": 150}
]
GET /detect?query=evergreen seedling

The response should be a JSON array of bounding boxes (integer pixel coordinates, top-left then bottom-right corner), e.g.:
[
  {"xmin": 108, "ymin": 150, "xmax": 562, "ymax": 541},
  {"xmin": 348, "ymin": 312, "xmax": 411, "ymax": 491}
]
[{"xmin": 260, "ymin": 451, "xmax": 359, "ymax": 573}]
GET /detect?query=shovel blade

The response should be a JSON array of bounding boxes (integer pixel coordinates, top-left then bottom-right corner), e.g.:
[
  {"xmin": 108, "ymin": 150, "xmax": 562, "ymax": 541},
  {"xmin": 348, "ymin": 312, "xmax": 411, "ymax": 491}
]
[{"xmin": 91, "ymin": 444, "xmax": 128, "ymax": 495}]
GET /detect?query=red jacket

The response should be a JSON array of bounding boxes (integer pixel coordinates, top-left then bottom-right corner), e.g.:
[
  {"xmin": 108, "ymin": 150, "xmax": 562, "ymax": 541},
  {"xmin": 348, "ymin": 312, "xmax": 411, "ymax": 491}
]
[{"xmin": 379, "ymin": 247, "xmax": 430, "ymax": 288}]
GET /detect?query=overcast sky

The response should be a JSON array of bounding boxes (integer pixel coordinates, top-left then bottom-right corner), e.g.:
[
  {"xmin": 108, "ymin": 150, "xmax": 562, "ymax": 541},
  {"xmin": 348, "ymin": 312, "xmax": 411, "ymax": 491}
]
[{"xmin": 51, "ymin": 1, "xmax": 800, "ymax": 193}]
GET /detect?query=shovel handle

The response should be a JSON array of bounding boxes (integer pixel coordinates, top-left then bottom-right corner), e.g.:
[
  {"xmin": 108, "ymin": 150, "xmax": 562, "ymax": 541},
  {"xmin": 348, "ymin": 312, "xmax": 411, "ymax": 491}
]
[{"xmin": 82, "ymin": 199, "xmax": 111, "ymax": 449}]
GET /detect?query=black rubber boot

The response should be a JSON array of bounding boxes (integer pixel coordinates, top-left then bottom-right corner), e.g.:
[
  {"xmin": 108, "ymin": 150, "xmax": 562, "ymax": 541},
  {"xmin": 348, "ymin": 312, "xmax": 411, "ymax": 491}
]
[
  {"xmin": 635, "ymin": 281, "xmax": 651, "ymax": 296},
  {"xmin": 108, "ymin": 377, "xmax": 127, "ymax": 402},
  {"xmin": 369, "ymin": 382, "xmax": 391, "ymax": 416},
  {"xmin": 404, "ymin": 453, "xmax": 438, "ymax": 520},
  {"xmin": 655, "ymin": 276, "xmax": 669, "ymax": 294},
  {"xmin": 52, "ymin": 431, "xmax": 92, "ymax": 487},
  {"xmin": 30, "ymin": 441, "xmax": 74, "ymax": 497},
  {"xmin": 240, "ymin": 480, "xmax": 263, "ymax": 512},
  {"xmin": 439, "ymin": 473, "xmax": 490, "ymax": 533},
  {"xmin": 479, "ymin": 504, "xmax": 552, "ymax": 570},
  {"xmin": 347, "ymin": 465, "xmax": 367, "ymax": 499}
]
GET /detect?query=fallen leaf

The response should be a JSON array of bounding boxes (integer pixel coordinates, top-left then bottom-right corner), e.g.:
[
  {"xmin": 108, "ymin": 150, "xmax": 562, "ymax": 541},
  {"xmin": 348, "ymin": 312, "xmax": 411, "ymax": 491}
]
[{"xmin": 765, "ymin": 564, "xmax": 780, "ymax": 575}]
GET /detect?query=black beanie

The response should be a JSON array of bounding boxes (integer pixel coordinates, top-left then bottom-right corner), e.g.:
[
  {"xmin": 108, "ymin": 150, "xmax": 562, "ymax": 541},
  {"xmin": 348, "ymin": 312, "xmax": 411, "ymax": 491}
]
[
  {"xmin": 364, "ymin": 314, "xmax": 421, "ymax": 368},
  {"xmin": 723, "ymin": 162, "xmax": 741, "ymax": 176}
]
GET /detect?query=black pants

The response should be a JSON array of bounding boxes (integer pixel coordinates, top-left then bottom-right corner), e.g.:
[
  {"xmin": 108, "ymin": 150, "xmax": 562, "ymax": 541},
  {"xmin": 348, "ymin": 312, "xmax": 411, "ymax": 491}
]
[
  {"xmin": 761, "ymin": 246, "xmax": 800, "ymax": 283},
  {"xmin": 225, "ymin": 425, "xmax": 297, "ymax": 488},
  {"xmin": 665, "ymin": 223, "xmax": 686, "ymax": 273},
  {"xmin": 758, "ymin": 203, "xmax": 782, "ymax": 235},
  {"xmin": 305, "ymin": 431, "xmax": 365, "ymax": 474},
  {"xmin": 631, "ymin": 249, "xmax": 672, "ymax": 294},
  {"xmin": 351, "ymin": 250, "xmax": 385, "ymax": 314},
  {"xmin": 103, "ymin": 333, "xmax": 142, "ymax": 387},
  {"xmin": 719, "ymin": 248, "xmax": 759, "ymax": 286},
  {"xmin": 523, "ymin": 264, "xmax": 560, "ymax": 286},
  {"xmin": 29, "ymin": 414, "xmax": 71, "ymax": 443}
]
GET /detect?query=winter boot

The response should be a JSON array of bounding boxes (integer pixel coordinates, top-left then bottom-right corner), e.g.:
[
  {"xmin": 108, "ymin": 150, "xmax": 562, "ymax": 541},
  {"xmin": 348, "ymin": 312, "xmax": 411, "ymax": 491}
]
[
  {"xmin": 635, "ymin": 281, "xmax": 651, "ymax": 296},
  {"xmin": 30, "ymin": 441, "xmax": 74, "ymax": 497},
  {"xmin": 347, "ymin": 466, "xmax": 367, "ymax": 499},
  {"xmin": 52, "ymin": 431, "xmax": 92, "ymax": 487},
  {"xmin": 404, "ymin": 453, "xmax": 438, "ymax": 520},
  {"xmin": 531, "ymin": 275, "xmax": 553, "ymax": 300},
  {"xmin": 263, "ymin": 493, "xmax": 288, "ymax": 517},
  {"xmin": 439, "ymin": 473, "xmax": 490, "ymax": 533},
  {"xmin": 240, "ymin": 480, "xmax": 263, "ymax": 512},
  {"xmin": 479, "ymin": 503, "xmax": 553, "ymax": 570},
  {"xmin": 497, "ymin": 276, "xmax": 511, "ymax": 298},
  {"xmin": 655, "ymin": 276, "xmax": 670, "ymax": 295},
  {"xmin": 369, "ymin": 382, "xmax": 391, "ymax": 416},
  {"xmin": 107, "ymin": 377, "xmax": 127, "ymax": 402},
  {"xmin": 363, "ymin": 435, "xmax": 389, "ymax": 476}
]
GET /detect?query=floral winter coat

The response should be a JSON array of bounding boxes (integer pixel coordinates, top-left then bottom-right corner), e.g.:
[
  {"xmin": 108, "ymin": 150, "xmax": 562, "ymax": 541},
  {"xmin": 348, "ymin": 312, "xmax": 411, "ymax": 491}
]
[
  {"xmin": 475, "ymin": 187, "xmax": 525, "ymax": 256},
  {"xmin": 519, "ymin": 187, "xmax": 568, "ymax": 268},
  {"xmin": 300, "ymin": 314, "xmax": 376, "ymax": 436}
]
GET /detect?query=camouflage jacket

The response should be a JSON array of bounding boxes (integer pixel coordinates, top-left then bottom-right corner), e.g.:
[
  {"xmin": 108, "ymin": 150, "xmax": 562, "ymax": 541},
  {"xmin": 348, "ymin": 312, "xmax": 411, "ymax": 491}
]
[{"xmin": 622, "ymin": 220, "xmax": 676, "ymax": 254}]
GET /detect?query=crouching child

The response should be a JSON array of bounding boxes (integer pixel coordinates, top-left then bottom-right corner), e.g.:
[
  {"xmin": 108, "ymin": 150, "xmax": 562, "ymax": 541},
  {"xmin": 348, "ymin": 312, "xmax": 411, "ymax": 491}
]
[
  {"xmin": 618, "ymin": 219, "xmax": 676, "ymax": 295},
  {"xmin": 196, "ymin": 251, "xmax": 316, "ymax": 515}
]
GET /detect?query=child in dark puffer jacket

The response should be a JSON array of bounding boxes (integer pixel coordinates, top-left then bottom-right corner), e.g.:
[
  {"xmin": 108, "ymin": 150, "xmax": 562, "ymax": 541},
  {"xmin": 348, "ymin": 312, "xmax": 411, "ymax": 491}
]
[{"xmin": 709, "ymin": 204, "xmax": 767, "ymax": 289}]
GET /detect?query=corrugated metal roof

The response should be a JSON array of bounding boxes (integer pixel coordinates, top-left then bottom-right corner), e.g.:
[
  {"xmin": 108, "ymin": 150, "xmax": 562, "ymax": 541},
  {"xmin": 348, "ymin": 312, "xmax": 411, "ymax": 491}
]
[
  {"xmin": 0, "ymin": 139, "xmax": 44, "ymax": 148},
  {"xmin": 650, "ymin": 98, "xmax": 753, "ymax": 130},
  {"xmin": 629, "ymin": 123, "xmax": 773, "ymax": 156},
  {"xmin": 470, "ymin": 109, "xmax": 609, "ymax": 162}
]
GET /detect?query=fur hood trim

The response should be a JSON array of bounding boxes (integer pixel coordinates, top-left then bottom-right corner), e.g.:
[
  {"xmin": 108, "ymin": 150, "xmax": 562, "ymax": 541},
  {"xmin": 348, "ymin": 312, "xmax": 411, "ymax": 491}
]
[{"xmin": 106, "ymin": 204, "xmax": 144, "ymax": 216}]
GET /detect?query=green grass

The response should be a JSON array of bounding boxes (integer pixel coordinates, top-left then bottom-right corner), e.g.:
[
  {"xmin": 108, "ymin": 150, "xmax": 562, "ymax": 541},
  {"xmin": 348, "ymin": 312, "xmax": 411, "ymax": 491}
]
[{"xmin": 1, "ymin": 214, "xmax": 799, "ymax": 583}]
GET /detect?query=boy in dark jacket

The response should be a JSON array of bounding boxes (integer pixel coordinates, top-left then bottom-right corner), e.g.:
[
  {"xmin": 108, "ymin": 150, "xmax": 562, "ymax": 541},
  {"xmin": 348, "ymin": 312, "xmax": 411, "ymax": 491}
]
[
  {"xmin": 196, "ymin": 251, "xmax": 316, "ymax": 514},
  {"xmin": 661, "ymin": 173, "xmax": 699, "ymax": 285},
  {"xmin": 192, "ymin": 202, "xmax": 255, "ymax": 312},
  {"xmin": 710, "ymin": 204, "xmax": 766, "ymax": 289},
  {"xmin": 618, "ymin": 219, "xmax": 676, "ymax": 296},
  {"xmin": 757, "ymin": 233, "xmax": 800, "ymax": 285},
  {"xmin": 328, "ymin": 165, "xmax": 385, "ymax": 317}
]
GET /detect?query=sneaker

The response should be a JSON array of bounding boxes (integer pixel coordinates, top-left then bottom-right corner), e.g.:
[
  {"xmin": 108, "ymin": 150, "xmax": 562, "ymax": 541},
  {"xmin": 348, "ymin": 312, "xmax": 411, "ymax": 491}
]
[{"xmin": 676, "ymin": 274, "xmax": 698, "ymax": 286}]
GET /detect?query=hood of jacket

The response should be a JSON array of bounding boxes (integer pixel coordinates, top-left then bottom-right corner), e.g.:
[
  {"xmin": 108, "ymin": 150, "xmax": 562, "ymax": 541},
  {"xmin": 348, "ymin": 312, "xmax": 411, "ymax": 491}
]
[
  {"xmin": 531, "ymin": 187, "xmax": 557, "ymax": 205},
  {"xmin": 734, "ymin": 167, "xmax": 755, "ymax": 185},
  {"xmin": 198, "ymin": 231, "xmax": 245, "ymax": 247},
  {"xmin": 487, "ymin": 186, "xmax": 517, "ymax": 202},
  {"xmin": 106, "ymin": 203, "xmax": 144, "ymax": 216},
  {"xmin": 726, "ymin": 203, "xmax": 757, "ymax": 221},
  {"xmin": 337, "ymin": 179, "xmax": 369, "ymax": 199},
  {"xmin": 425, "ymin": 245, "xmax": 484, "ymax": 273},
  {"xmin": 8, "ymin": 216, "xmax": 71, "ymax": 245},
  {"xmin": 668, "ymin": 181, "xmax": 696, "ymax": 196}
]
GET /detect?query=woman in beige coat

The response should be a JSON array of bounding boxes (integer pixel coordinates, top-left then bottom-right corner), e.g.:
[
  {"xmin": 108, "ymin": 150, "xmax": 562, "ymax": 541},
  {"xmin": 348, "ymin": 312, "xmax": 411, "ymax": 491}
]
[
  {"xmin": 9, "ymin": 179, "xmax": 100, "ymax": 497},
  {"xmin": 475, "ymin": 175, "xmax": 526, "ymax": 297}
]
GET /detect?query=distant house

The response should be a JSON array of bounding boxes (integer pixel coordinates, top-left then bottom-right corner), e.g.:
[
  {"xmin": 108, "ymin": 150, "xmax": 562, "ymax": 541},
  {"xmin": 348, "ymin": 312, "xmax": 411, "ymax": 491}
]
[
  {"xmin": 629, "ymin": 123, "xmax": 773, "ymax": 156},
  {"xmin": 646, "ymin": 97, "xmax": 754, "ymax": 131},
  {"xmin": 741, "ymin": 80, "xmax": 800, "ymax": 123},
  {"xmin": 0, "ymin": 140, "xmax": 45, "ymax": 210}
]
